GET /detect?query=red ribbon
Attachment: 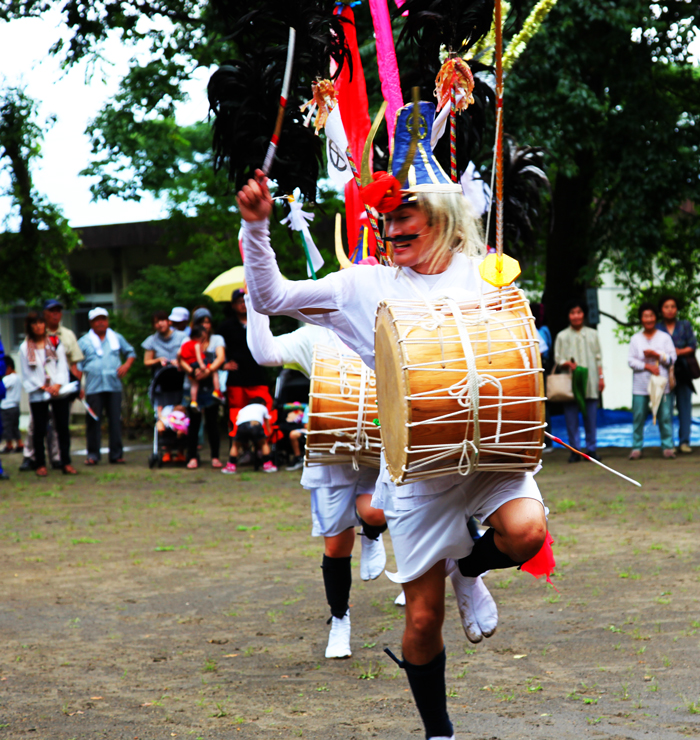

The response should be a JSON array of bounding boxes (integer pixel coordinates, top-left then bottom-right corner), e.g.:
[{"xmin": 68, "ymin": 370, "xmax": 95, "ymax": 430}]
[
  {"xmin": 520, "ymin": 531, "xmax": 557, "ymax": 587},
  {"xmin": 360, "ymin": 171, "xmax": 402, "ymax": 213}
]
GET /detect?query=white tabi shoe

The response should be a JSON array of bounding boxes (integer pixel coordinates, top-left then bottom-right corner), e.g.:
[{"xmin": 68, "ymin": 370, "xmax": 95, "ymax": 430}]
[
  {"xmin": 360, "ymin": 532, "xmax": 386, "ymax": 581},
  {"xmin": 394, "ymin": 590, "xmax": 406, "ymax": 606},
  {"xmin": 449, "ymin": 564, "xmax": 498, "ymax": 643},
  {"xmin": 325, "ymin": 612, "xmax": 352, "ymax": 659}
]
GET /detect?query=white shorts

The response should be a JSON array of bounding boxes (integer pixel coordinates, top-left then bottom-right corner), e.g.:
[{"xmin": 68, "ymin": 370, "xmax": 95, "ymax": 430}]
[
  {"xmin": 383, "ymin": 472, "xmax": 544, "ymax": 584},
  {"xmin": 309, "ymin": 479, "xmax": 376, "ymax": 538}
]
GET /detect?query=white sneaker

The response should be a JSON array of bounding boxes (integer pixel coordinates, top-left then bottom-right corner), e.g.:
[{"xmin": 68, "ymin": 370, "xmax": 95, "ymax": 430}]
[
  {"xmin": 429, "ymin": 736, "xmax": 455, "ymax": 740},
  {"xmin": 325, "ymin": 612, "xmax": 351, "ymax": 659},
  {"xmin": 360, "ymin": 532, "xmax": 386, "ymax": 581},
  {"xmin": 394, "ymin": 590, "xmax": 406, "ymax": 606},
  {"xmin": 449, "ymin": 564, "xmax": 498, "ymax": 643}
]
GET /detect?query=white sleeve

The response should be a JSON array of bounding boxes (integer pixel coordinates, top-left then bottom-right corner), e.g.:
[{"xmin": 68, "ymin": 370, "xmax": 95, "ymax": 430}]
[
  {"xmin": 245, "ymin": 295, "xmax": 315, "ymax": 376},
  {"xmin": 243, "ymin": 220, "xmax": 340, "ymax": 320}
]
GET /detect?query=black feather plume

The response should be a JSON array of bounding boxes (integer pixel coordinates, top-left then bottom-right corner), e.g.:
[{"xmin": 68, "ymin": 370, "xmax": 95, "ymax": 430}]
[
  {"xmin": 208, "ymin": 0, "xmax": 350, "ymax": 200},
  {"xmin": 396, "ymin": 0, "xmax": 494, "ymax": 64},
  {"xmin": 484, "ymin": 137, "xmax": 551, "ymax": 259}
]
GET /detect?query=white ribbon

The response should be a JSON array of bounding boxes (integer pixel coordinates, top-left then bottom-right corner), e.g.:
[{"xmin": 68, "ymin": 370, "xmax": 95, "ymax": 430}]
[{"xmin": 281, "ymin": 200, "xmax": 325, "ymax": 278}]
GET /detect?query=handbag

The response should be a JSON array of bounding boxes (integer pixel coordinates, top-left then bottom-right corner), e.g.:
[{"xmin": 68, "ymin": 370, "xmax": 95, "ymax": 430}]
[
  {"xmin": 686, "ymin": 353, "xmax": 700, "ymax": 380},
  {"xmin": 545, "ymin": 366, "xmax": 575, "ymax": 403}
]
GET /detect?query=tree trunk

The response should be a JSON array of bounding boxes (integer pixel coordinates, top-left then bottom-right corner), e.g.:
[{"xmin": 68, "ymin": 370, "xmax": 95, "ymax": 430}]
[{"xmin": 543, "ymin": 150, "xmax": 596, "ymax": 339}]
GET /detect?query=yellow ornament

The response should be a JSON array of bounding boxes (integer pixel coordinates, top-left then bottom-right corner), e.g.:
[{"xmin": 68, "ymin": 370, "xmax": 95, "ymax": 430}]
[{"xmin": 479, "ymin": 252, "xmax": 521, "ymax": 287}]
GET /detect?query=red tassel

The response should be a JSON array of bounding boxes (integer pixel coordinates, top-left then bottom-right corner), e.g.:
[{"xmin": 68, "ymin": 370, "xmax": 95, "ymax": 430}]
[
  {"xmin": 360, "ymin": 171, "xmax": 402, "ymax": 213},
  {"xmin": 520, "ymin": 532, "xmax": 556, "ymax": 587}
]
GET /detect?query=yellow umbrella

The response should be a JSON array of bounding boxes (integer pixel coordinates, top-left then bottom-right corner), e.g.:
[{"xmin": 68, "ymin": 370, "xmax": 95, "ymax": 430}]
[
  {"xmin": 203, "ymin": 265, "xmax": 288, "ymax": 302},
  {"xmin": 202, "ymin": 266, "xmax": 246, "ymax": 302}
]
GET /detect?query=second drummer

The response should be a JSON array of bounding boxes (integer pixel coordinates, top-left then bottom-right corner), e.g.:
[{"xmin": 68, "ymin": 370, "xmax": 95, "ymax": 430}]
[{"xmin": 239, "ymin": 102, "xmax": 547, "ymax": 740}]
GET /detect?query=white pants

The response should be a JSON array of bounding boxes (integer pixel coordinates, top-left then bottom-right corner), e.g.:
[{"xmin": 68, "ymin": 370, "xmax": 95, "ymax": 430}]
[{"xmin": 383, "ymin": 472, "xmax": 544, "ymax": 583}]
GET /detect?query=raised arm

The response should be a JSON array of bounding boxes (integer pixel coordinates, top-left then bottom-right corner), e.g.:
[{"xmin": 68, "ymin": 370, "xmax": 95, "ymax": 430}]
[{"xmin": 239, "ymin": 172, "xmax": 338, "ymax": 319}]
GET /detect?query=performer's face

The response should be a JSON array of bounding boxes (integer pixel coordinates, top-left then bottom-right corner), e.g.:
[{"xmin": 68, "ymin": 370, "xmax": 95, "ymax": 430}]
[{"xmin": 384, "ymin": 204, "xmax": 433, "ymax": 273}]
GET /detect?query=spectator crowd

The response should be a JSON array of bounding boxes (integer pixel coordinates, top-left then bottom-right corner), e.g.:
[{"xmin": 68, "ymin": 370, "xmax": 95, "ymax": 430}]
[{"xmin": 0, "ymin": 291, "xmax": 697, "ymax": 481}]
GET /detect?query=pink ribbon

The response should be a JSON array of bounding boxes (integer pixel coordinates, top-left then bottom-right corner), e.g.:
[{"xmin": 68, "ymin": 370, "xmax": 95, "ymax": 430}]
[{"xmin": 368, "ymin": 0, "xmax": 403, "ymax": 147}]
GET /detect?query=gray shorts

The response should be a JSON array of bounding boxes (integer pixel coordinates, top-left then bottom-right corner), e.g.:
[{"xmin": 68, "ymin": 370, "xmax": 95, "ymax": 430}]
[
  {"xmin": 382, "ymin": 472, "xmax": 545, "ymax": 584},
  {"xmin": 309, "ymin": 478, "xmax": 376, "ymax": 538}
]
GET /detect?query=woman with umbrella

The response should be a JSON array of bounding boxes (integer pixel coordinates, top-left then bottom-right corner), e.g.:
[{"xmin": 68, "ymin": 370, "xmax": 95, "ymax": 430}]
[{"xmin": 627, "ymin": 303, "xmax": 677, "ymax": 459}]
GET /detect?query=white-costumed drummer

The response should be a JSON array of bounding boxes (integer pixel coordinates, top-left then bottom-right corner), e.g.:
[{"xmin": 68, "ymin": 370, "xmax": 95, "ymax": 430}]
[
  {"xmin": 246, "ymin": 288, "xmax": 501, "ymax": 651},
  {"xmin": 244, "ymin": 298, "xmax": 386, "ymax": 659},
  {"xmin": 239, "ymin": 102, "xmax": 548, "ymax": 740}
]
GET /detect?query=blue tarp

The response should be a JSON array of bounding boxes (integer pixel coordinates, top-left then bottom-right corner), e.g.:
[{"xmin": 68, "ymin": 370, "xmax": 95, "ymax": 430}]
[{"xmin": 549, "ymin": 408, "xmax": 700, "ymax": 449}]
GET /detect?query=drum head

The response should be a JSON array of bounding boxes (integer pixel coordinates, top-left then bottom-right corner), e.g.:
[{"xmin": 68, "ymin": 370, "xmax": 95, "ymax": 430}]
[{"xmin": 375, "ymin": 304, "xmax": 410, "ymax": 482}]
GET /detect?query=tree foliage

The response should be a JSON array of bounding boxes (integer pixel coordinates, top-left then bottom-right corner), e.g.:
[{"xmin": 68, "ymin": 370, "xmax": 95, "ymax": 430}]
[
  {"xmin": 505, "ymin": 0, "xmax": 700, "ymax": 333},
  {"xmin": 0, "ymin": 87, "xmax": 81, "ymax": 308},
  {"xmin": 4, "ymin": 0, "xmax": 700, "ymax": 337}
]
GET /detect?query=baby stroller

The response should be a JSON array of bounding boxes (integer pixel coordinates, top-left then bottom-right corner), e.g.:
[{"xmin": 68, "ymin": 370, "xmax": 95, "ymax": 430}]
[{"xmin": 147, "ymin": 365, "xmax": 186, "ymax": 469}]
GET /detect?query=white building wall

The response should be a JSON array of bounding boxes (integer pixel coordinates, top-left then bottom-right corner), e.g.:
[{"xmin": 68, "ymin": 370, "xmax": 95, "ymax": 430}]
[{"xmin": 596, "ymin": 274, "xmax": 699, "ymax": 412}]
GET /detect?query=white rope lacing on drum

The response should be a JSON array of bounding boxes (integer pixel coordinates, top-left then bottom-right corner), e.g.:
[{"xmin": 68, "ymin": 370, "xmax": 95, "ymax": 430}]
[
  {"xmin": 380, "ymin": 283, "xmax": 546, "ymax": 483},
  {"xmin": 327, "ymin": 358, "xmax": 370, "ymax": 470},
  {"xmin": 306, "ymin": 345, "xmax": 381, "ymax": 471}
]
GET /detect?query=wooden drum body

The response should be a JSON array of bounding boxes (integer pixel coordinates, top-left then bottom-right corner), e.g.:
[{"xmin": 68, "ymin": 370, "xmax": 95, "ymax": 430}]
[
  {"xmin": 374, "ymin": 286, "xmax": 545, "ymax": 484},
  {"xmin": 305, "ymin": 344, "xmax": 382, "ymax": 469}
]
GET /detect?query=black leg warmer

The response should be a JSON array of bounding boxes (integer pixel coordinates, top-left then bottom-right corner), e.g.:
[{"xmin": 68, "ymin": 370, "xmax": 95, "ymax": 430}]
[
  {"xmin": 358, "ymin": 516, "xmax": 387, "ymax": 541},
  {"xmin": 321, "ymin": 554, "xmax": 351, "ymax": 619},
  {"xmin": 458, "ymin": 527, "xmax": 522, "ymax": 577},
  {"xmin": 385, "ymin": 647, "xmax": 453, "ymax": 739}
]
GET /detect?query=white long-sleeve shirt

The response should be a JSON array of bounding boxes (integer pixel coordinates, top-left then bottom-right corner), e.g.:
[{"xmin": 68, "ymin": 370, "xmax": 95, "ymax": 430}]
[
  {"xmin": 243, "ymin": 219, "xmax": 487, "ymax": 370},
  {"xmin": 19, "ymin": 340, "xmax": 70, "ymax": 403},
  {"xmin": 244, "ymin": 295, "xmax": 378, "ymax": 491},
  {"xmin": 243, "ymin": 219, "xmax": 533, "ymax": 506},
  {"xmin": 628, "ymin": 329, "xmax": 676, "ymax": 396}
]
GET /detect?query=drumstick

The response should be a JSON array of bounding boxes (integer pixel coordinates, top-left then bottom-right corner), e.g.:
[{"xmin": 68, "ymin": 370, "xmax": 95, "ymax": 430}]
[
  {"xmin": 544, "ymin": 432, "xmax": 641, "ymax": 487},
  {"xmin": 262, "ymin": 27, "xmax": 296, "ymax": 175}
]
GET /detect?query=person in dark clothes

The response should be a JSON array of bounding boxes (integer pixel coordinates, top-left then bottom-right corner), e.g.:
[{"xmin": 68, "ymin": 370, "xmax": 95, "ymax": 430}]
[{"xmin": 218, "ymin": 289, "xmax": 273, "ymax": 469}]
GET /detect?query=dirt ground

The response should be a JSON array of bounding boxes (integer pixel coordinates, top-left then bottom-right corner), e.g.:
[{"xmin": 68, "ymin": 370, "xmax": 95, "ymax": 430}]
[{"xmin": 0, "ymin": 445, "xmax": 699, "ymax": 740}]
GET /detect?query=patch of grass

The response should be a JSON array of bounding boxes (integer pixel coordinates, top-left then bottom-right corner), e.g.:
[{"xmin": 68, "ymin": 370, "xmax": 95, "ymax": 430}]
[
  {"xmin": 356, "ymin": 661, "xmax": 382, "ymax": 680},
  {"xmin": 71, "ymin": 537, "xmax": 100, "ymax": 545},
  {"xmin": 154, "ymin": 545, "xmax": 175, "ymax": 552},
  {"xmin": 203, "ymin": 659, "xmax": 217, "ymax": 673},
  {"xmin": 555, "ymin": 499, "xmax": 578, "ymax": 513},
  {"xmin": 362, "ymin": 641, "xmax": 377, "ymax": 649},
  {"xmin": 495, "ymin": 576, "xmax": 513, "ymax": 589},
  {"xmin": 236, "ymin": 525, "xmax": 261, "ymax": 531}
]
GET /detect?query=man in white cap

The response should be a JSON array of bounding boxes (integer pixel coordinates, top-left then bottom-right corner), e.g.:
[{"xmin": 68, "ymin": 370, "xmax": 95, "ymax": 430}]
[{"xmin": 78, "ymin": 308, "xmax": 136, "ymax": 465}]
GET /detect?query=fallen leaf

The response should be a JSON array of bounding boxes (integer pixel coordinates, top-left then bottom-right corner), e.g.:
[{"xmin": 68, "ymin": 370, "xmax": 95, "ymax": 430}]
[
  {"xmin": 140, "ymin": 703, "xmax": 153, "ymax": 707},
  {"xmin": 513, "ymin": 654, "xmax": 527, "ymax": 659},
  {"xmin": 223, "ymin": 654, "xmax": 239, "ymax": 658},
  {"xmin": 91, "ymin": 696, "xmax": 103, "ymax": 700}
]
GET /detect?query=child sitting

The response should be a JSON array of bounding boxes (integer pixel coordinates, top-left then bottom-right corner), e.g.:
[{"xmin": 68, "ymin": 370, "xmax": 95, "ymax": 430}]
[
  {"xmin": 1, "ymin": 357, "xmax": 23, "ymax": 454},
  {"xmin": 223, "ymin": 397, "xmax": 277, "ymax": 474},
  {"xmin": 156, "ymin": 404, "xmax": 190, "ymax": 436},
  {"xmin": 178, "ymin": 325, "xmax": 223, "ymax": 409}
]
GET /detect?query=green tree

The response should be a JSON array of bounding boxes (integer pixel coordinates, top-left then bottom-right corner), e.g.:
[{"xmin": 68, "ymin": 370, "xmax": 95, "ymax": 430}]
[
  {"xmin": 0, "ymin": 87, "xmax": 81, "ymax": 307},
  {"xmin": 505, "ymin": 0, "xmax": 700, "ymax": 334}
]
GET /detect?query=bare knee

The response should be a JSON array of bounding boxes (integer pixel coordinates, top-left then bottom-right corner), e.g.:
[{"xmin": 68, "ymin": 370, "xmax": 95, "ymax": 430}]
[
  {"xmin": 407, "ymin": 603, "xmax": 443, "ymax": 638},
  {"xmin": 355, "ymin": 494, "xmax": 386, "ymax": 527},
  {"xmin": 502, "ymin": 518, "xmax": 547, "ymax": 562}
]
